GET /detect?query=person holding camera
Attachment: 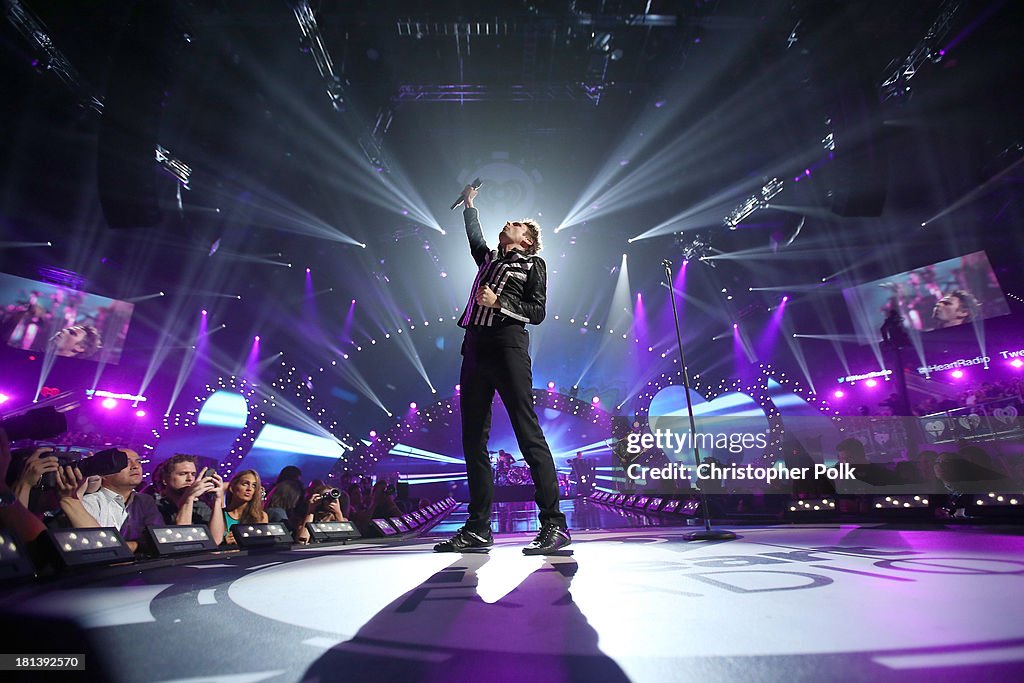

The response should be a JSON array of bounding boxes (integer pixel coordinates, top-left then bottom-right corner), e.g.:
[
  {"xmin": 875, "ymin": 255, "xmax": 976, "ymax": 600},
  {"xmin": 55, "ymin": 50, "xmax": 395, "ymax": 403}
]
[
  {"xmin": 76, "ymin": 449, "xmax": 165, "ymax": 553},
  {"xmin": 293, "ymin": 484, "xmax": 349, "ymax": 544},
  {"xmin": 0, "ymin": 428, "xmax": 48, "ymax": 549},
  {"xmin": 153, "ymin": 454, "xmax": 228, "ymax": 544},
  {"xmin": 5, "ymin": 446, "xmax": 67, "ymax": 523}
]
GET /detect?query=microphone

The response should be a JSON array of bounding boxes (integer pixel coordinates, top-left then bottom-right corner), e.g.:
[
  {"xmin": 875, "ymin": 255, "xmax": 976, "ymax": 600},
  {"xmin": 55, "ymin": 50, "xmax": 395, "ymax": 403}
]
[{"xmin": 450, "ymin": 177, "xmax": 483, "ymax": 211}]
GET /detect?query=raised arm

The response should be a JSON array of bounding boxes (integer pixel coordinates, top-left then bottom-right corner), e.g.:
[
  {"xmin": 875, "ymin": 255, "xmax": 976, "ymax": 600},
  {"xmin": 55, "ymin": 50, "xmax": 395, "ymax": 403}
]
[
  {"xmin": 462, "ymin": 186, "xmax": 490, "ymax": 266},
  {"xmin": 497, "ymin": 257, "xmax": 547, "ymax": 325}
]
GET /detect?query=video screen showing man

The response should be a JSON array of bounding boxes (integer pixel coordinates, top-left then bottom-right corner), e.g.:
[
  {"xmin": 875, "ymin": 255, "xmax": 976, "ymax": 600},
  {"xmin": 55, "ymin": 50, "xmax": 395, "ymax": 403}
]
[
  {"xmin": 0, "ymin": 272, "xmax": 133, "ymax": 362},
  {"xmin": 931, "ymin": 290, "xmax": 978, "ymax": 329},
  {"xmin": 843, "ymin": 251, "xmax": 1009, "ymax": 342},
  {"xmin": 50, "ymin": 324, "xmax": 103, "ymax": 358}
]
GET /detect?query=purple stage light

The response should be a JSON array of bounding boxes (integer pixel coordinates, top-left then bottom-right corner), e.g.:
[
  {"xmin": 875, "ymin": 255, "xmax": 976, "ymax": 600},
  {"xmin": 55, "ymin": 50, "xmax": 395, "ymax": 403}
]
[
  {"xmin": 782, "ymin": 296, "xmax": 789, "ymax": 303},
  {"xmin": 455, "ymin": 384, "xmax": 461, "ymax": 392},
  {"xmin": 733, "ymin": 323, "xmax": 738, "ymax": 329},
  {"xmin": 951, "ymin": 369, "xmax": 964, "ymax": 379},
  {"xmin": 102, "ymin": 398, "xmax": 118, "ymax": 409},
  {"xmin": 201, "ymin": 309, "xmax": 207, "ymax": 316},
  {"xmin": 135, "ymin": 409, "xmax": 147, "ymax": 417},
  {"xmin": 409, "ymin": 402, "xmax": 417, "ymax": 410},
  {"xmin": 369, "ymin": 430, "xmax": 377, "ymax": 438},
  {"xmin": 865, "ymin": 379, "xmax": 878, "ymax": 388},
  {"xmin": 547, "ymin": 381, "xmax": 556, "ymax": 390},
  {"xmin": 1011, "ymin": 359, "xmax": 1023, "ymax": 369},
  {"xmin": 0, "ymin": 393, "xmax": 9, "ymax": 405},
  {"xmin": 833, "ymin": 390, "xmax": 845, "ymax": 399},
  {"xmin": 440, "ymin": 272, "xmax": 447, "ymax": 278},
  {"xmin": 592, "ymin": 396, "xmax": 600, "ymax": 404},
  {"xmin": 254, "ymin": 335, "xmax": 260, "ymax": 342}
]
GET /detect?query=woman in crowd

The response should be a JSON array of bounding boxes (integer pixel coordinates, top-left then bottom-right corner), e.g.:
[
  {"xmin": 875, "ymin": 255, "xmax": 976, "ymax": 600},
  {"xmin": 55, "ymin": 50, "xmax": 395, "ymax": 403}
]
[
  {"xmin": 224, "ymin": 469, "xmax": 268, "ymax": 543},
  {"xmin": 294, "ymin": 484, "xmax": 350, "ymax": 544},
  {"xmin": 264, "ymin": 478, "xmax": 303, "ymax": 526}
]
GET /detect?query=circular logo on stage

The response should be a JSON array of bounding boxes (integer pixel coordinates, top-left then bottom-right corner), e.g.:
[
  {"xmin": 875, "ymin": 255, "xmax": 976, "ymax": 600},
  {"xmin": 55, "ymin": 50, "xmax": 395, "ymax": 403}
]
[{"xmin": 462, "ymin": 161, "xmax": 542, "ymax": 222}]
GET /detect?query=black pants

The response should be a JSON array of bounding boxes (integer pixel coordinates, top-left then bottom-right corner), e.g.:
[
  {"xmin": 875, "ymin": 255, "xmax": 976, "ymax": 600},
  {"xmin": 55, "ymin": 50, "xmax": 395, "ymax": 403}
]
[{"xmin": 460, "ymin": 328, "xmax": 566, "ymax": 533}]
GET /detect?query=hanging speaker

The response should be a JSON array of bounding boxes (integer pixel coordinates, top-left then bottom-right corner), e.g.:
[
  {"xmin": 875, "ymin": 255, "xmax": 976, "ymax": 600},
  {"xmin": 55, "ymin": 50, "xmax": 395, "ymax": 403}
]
[{"xmin": 97, "ymin": 1, "xmax": 186, "ymax": 229}]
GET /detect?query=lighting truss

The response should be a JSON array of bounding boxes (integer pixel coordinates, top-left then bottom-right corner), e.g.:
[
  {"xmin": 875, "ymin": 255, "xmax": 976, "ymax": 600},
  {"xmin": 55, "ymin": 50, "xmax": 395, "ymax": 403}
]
[
  {"xmin": 5, "ymin": 0, "xmax": 103, "ymax": 112},
  {"xmin": 676, "ymin": 233, "xmax": 715, "ymax": 267},
  {"xmin": 396, "ymin": 19, "xmax": 517, "ymax": 37},
  {"xmin": 723, "ymin": 177, "xmax": 784, "ymax": 229},
  {"xmin": 392, "ymin": 83, "xmax": 585, "ymax": 103},
  {"xmin": 155, "ymin": 145, "xmax": 191, "ymax": 188},
  {"xmin": 7, "ymin": 0, "xmax": 197, "ymax": 190},
  {"xmin": 879, "ymin": 0, "xmax": 960, "ymax": 102},
  {"xmin": 290, "ymin": 0, "xmax": 347, "ymax": 111}
]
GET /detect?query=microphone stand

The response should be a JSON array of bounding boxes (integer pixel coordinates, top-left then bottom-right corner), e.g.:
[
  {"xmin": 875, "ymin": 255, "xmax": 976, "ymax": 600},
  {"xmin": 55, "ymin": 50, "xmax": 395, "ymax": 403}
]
[{"xmin": 662, "ymin": 259, "xmax": 736, "ymax": 542}]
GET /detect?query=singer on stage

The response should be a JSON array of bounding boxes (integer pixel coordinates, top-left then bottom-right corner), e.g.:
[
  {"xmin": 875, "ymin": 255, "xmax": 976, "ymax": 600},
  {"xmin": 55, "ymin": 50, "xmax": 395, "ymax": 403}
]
[{"xmin": 434, "ymin": 184, "xmax": 571, "ymax": 555}]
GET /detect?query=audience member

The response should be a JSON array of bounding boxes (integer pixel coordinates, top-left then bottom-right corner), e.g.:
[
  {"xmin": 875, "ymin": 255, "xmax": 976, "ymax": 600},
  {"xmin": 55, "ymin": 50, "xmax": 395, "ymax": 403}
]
[
  {"xmin": 152, "ymin": 454, "xmax": 227, "ymax": 544},
  {"xmin": 264, "ymin": 478, "xmax": 303, "ymax": 525},
  {"xmin": 0, "ymin": 428, "xmax": 48, "ymax": 549},
  {"xmin": 293, "ymin": 484, "xmax": 350, "ymax": 544},
  {"xmin": 223, "ymin": 470, "xmax": 268, "ymax": 543},
  {"xmin": 76, "ymin": 449, "xmax": 164, "ymax": 552},
  {"xmin": 272, "ymin": 465, "xmax": 303, "ymax": 488},
  {"xmin": 6, "ymin": 447, "xmax": 64, "ymax": 521}
]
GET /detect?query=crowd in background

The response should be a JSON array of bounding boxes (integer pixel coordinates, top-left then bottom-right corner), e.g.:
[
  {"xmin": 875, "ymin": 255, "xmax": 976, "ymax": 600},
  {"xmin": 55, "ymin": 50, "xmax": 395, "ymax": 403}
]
[{"xmin": 0, "ymin": 425, "xmax": 435, "ymax": 570}]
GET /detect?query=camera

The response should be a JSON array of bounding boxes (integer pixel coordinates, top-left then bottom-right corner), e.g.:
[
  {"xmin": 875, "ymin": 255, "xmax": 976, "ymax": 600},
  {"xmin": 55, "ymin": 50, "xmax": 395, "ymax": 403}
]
[
  {"xmin": 316, "ymin": 488, "xmax": 341, "ymax": 510},
  {"xmin": 0, "ymin": 406, "xmax": 67, "ymax": 442},
  {"xmin": 39, "ymin": 448, "xmax": 130, "ymax": 488}
]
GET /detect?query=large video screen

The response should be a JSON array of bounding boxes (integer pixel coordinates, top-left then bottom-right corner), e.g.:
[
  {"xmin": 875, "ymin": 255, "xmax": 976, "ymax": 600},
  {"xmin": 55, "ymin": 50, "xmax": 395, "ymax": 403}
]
[
  {"xmin": 0, "ymin": 271, "xmax": 135, "ymax": 363},
  {"xmin": 843, "ymin": 251, "xmax": 1010, "ymax": 343}
]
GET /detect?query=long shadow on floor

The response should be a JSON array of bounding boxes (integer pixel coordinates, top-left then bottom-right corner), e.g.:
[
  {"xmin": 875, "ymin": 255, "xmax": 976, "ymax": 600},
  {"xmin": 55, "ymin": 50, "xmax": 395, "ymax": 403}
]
[{"xmin": 302, "ymin": 551, "xmax": 630, "ymax": 683}]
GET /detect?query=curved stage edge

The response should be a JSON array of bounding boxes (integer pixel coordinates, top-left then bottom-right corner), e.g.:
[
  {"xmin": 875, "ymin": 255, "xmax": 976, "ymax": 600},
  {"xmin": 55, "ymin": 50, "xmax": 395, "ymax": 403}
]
[{"xmin": 2, "ymin": 505, "xmax": 1023, "ymax": 682}]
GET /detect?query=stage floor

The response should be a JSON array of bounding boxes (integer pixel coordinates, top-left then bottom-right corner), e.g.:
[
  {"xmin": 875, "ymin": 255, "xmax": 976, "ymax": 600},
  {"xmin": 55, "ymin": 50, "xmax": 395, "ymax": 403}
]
[
  {"xmin": 3, "ymin": 520, "xmax": 1024, "ymax": 682},
  {"xmin": 434, "ymin": 498, "xmax": 685, "ymax": 534}
]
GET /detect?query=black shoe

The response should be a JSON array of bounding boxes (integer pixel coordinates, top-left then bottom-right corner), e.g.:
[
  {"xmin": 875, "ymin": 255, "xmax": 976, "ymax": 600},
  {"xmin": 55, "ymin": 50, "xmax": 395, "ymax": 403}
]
[
  {"xmin": 433, "ymin": 526, "xmax": 493, "ymax": 553},
  {"xmin": 523, "ymin": 524, "xmax": 571, "ymax": 555}
]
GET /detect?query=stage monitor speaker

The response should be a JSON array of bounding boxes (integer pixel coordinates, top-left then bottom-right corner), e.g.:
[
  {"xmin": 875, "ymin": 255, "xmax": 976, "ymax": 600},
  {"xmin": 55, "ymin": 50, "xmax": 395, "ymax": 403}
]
[
  {"xmin": 144, "ymin": 525, "xmax": 218, "ymax": 556},
  {"xmin": 305, "ymin": 521, "xmax": 361, "ymax": 543},
  {"xmin": 370, "ymin": 519, "xmax": 397, "ymax": 536},
  {"xmin": 47, "ymin": 528, "xmax": 134, "ymax": 567},
  {"xmin": 232, "ymin": 523, "xmax": 293, "ymax": 549},
  {"xmin": 0, "ymin": 529, "xmax": 36, "ymax": 580}
]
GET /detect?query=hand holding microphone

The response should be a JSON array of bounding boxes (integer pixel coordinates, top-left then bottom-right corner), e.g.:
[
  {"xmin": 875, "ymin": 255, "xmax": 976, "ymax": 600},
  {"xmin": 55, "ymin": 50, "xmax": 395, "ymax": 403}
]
[
  {"xmin": 451, "ymin": 177, "xmax": 483, "ymax": 210},
  {"xmin": 475, "ymin": 284, "xmax": 498, "ymax": 308}
]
